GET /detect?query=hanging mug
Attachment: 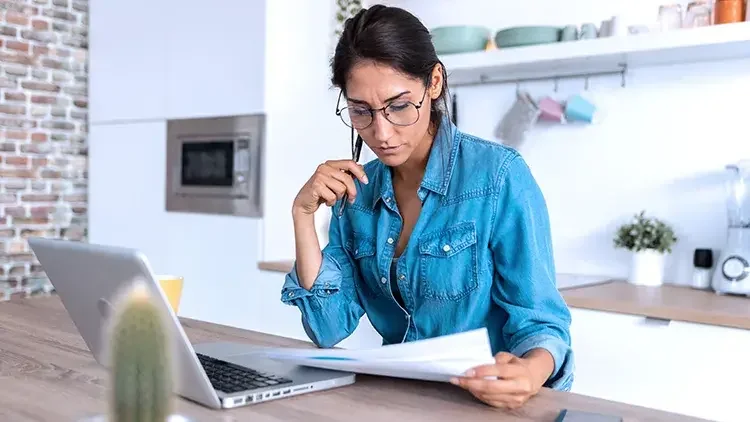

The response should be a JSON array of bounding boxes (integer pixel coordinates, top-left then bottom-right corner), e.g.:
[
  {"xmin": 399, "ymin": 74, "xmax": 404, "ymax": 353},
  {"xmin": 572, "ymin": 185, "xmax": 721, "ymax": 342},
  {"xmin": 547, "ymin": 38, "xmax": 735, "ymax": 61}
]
[
  {"xmin": 538, "ymin": 96, "xmax": 566, "ymax": 123},
  {"xmin": 495, "ymin": 90, "xmax": 540, "ymax": 147},
  {"xmin": 564, "ymin": 94, "xmax": 597, "ymax": 123}
]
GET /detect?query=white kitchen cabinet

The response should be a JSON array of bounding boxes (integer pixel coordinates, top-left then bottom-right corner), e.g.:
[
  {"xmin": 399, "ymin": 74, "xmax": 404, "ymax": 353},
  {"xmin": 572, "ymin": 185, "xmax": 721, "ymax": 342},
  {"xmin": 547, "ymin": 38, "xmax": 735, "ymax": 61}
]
[
  {"xmin": 666, "ymin": 320, "xmax": 750, "ymax": 422},
  {"xmin": 89, "ymin": 0, "xmax": 168, "ymax": 123},
  {"xmin": 88, "ymin": 121, "xmax": 171, "ymax": 269},
  {"xmin": 569, "ymin": 307, "xmax": 749, "ymax": 422},
  {"xmin": 165, "ymin": 0, "xmax": 266, "ymax": 119},
  {"xmin": 90, "ymin": 0, "xmax": 267, "ymax": 122},
  {"xmin": 568, "ymin": 308, "xmax": 682, "ymax": 411}
]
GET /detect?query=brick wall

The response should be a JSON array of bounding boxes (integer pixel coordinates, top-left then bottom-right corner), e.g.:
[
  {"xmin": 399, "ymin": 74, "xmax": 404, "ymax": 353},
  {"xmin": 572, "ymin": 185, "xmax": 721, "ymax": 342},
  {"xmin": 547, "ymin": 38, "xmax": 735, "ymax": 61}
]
[{"xmin": 0, "ymin": 0, "xmax": 87, "ymax": 300}]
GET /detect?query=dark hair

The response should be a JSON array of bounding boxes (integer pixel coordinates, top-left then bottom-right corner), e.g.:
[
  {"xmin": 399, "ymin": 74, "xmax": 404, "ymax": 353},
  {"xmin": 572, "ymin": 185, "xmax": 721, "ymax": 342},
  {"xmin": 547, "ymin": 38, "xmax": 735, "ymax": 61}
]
[{"xmin": 331, "ymin": 5, "xmax": 450, "ymax": 130}]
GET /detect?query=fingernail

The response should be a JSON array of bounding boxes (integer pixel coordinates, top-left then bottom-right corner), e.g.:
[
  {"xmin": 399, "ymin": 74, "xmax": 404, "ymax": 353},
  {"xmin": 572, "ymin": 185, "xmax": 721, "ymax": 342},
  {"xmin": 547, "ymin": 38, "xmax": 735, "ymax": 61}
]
[
  {"xmin": 464, "ymin": 369, "xmax": 475, "ymax": 377},
  {"xmin": 449, "ymin": 377, "xmax": 458, "ymax": 385},
  {"xmin": 363, "ymin": 177, "xmax": 369, "ymax": 185}
]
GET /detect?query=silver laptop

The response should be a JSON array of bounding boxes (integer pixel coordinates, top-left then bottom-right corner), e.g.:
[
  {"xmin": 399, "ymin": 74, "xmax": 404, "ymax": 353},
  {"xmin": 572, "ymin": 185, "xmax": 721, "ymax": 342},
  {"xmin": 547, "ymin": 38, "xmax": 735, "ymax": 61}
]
[{"xmin": 28, "ymin": 237, "xmax": 356, "ymax": 410}]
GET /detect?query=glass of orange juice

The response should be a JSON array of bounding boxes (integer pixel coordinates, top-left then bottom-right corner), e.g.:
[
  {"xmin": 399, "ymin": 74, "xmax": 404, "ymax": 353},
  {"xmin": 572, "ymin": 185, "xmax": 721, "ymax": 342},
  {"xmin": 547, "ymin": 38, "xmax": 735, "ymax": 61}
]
[{"xmin": 156, "ymin": 275, "xmax": 184, "ymax": 314}]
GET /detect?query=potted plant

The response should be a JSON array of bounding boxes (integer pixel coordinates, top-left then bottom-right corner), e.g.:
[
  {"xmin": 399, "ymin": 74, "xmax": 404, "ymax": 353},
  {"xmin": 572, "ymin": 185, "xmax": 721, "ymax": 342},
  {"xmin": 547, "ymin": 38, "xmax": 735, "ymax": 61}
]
[
  {"xmin": 614, "ymin": 210, "xmax": 678, "ymax": 286},
  {"xmin": 80, "ymin": 279, "xmax": 192, "ymax": 422},
  {"xmin": 334, "ymin": 0, "xmax": 363, "ymax": 38}
]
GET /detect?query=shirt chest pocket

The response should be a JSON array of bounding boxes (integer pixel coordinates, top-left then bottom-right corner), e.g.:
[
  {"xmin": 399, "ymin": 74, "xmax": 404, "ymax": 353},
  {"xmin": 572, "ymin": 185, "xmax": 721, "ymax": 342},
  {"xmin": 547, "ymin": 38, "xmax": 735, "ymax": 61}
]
[
  {"xmin": 346, "ymin": 233, "xmax": 385, "ymax": 299},
  {"xmin": 418, "ymin": 222, "xmax": 479, "ymax": 301}
]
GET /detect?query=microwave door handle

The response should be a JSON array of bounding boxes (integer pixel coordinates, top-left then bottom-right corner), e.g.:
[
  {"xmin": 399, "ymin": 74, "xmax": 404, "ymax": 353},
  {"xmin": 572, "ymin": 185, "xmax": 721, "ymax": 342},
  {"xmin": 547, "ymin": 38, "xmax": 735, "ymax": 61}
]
[
  {"xmin": 253, "ymin": 143, "xmax": 263, "ymax": 212},
  {"xmin": 172, "ymin": 165, "xmax": 181, "ymax": 192},
  {"xmin": 254, "ymin": 168, "xmax": 261, "ymax": 210}
]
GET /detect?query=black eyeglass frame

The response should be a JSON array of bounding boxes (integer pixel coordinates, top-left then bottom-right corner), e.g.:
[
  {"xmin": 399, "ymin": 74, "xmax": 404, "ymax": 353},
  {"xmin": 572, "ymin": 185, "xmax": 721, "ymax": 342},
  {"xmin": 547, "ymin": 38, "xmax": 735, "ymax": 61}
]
[{"xmin": 334, "ymin": 87, "xmax": 428, "ymax": 130}]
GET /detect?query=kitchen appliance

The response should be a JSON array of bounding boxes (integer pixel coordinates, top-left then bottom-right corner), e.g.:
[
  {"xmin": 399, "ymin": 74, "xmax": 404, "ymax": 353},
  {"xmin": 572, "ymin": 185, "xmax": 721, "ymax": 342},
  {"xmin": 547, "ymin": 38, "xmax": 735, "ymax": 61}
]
[
  {"xmin": 691, "ymin": 248, "xmax": 713, "ymax": 290},
  {"xmin": 165, "ymin": 114, "xmax": 264, "ymax": 217},
  {"xmin": 712, "ymin": 160, "xmax": 750, "ymax": 296}
]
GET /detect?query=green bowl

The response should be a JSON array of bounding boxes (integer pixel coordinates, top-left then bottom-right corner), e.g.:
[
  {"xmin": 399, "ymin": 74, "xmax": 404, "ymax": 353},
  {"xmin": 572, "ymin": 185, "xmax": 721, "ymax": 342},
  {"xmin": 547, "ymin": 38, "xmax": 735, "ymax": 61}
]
[
  {"xmin": 431, "ymin": 25, "xmax": 491, "ymax": 55},
  {"xmin": 494, "ymin": 26, "xmax": 561, "ymax": 49}
]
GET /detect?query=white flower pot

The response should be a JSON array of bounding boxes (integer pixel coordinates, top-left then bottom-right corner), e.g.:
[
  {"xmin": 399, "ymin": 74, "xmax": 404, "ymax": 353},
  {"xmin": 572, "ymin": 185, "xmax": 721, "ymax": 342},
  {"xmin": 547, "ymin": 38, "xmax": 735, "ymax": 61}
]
[{"xmin": 629, "ymin": 249, "xmax": 666, "ymax": 286}]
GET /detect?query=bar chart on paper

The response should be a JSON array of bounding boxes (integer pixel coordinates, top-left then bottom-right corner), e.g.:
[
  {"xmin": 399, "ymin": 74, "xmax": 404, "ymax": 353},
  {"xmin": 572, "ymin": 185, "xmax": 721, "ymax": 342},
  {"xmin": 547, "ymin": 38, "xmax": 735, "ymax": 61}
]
[{"xmin": 253, "ymin": 328, "xmax": 496, "ymax": 382}]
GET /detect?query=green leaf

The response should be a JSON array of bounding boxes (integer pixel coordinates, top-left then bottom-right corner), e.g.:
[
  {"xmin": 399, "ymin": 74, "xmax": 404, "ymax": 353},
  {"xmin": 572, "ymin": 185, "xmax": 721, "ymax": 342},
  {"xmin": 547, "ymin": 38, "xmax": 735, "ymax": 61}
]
[{"xmin": 613, "ymin": 210, "xmax": 677, "ymax": 253}]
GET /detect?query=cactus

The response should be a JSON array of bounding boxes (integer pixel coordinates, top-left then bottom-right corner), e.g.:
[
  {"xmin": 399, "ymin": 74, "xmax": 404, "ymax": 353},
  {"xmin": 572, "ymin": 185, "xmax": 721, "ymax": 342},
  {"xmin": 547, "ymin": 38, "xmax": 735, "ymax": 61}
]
[{"xmin": 106, "ymin": 279, "xmax": 174, "ymax": 422}]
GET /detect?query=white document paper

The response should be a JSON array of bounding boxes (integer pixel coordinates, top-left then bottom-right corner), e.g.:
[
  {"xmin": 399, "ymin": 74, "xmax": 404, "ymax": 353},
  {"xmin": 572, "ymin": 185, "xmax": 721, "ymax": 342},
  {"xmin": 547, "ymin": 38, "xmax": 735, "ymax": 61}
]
[{"xmin": 253, "ymin": 328, "xmax": 496, "ymax": 383}]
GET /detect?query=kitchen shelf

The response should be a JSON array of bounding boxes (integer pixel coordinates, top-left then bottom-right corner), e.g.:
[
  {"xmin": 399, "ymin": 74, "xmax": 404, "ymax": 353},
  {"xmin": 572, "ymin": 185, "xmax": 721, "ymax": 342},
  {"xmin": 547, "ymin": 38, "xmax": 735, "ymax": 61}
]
[{"xmin": 439, "ymin": 22, "xmax": 750, "ymax": 86}]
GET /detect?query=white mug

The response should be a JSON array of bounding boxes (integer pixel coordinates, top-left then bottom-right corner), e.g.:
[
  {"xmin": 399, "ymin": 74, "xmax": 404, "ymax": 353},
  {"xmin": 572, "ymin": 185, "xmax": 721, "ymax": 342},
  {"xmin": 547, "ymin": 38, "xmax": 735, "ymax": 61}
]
[{"xmin": 609, "ymin": 15, "xmax": 628, "ymax": 37}]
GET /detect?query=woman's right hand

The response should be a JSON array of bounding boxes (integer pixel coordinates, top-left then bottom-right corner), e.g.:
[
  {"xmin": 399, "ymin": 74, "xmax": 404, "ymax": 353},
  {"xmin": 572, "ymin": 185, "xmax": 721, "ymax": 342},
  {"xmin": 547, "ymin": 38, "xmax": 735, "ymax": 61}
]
[{"xmin": 292, "ymin": 159, "xmax": 369, "ymax": 217}]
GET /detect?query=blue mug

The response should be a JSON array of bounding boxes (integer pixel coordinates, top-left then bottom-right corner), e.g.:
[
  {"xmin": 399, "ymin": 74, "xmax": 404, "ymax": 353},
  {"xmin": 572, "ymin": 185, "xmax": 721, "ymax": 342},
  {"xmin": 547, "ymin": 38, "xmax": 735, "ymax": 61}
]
[
  {"xmin": 561, "ymin": 25, "xmax": 578, "ymax": 41},
  {"xmin": 564, "ymin": 94, "xmax": 596, "ymax": 123},
  {"xmin": 579, "ymin": 23, "xmax": 598, "ymax": 39}
]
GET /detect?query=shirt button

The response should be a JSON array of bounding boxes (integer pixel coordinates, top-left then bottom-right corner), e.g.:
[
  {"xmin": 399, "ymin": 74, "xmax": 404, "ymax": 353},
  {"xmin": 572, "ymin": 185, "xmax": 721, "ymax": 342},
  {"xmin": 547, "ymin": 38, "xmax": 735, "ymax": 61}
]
[
  {"xmin": 399, "ymin": 274, "xmax": 406, "ymax": 280},
  {"xmin": 385, "ymin": 197, "xmax": 391, "ymax": 203},
  {"xmin": 354, "ymin": 249, "xmax": 359, "ymax": 254},
  {"xmin": 443, "ymin": 244, "xmax": 451, "ymax": 252},
  {"xmin": 289, "ymin": 292, "xmax": 295, "ymax": 297},
  {"xmin": 380, "ymin": 277, "xmax": 387, "ymax": 284},
  {"xmin": 387, "ymin": 238, "xmax": 394, "ymax": 244}
]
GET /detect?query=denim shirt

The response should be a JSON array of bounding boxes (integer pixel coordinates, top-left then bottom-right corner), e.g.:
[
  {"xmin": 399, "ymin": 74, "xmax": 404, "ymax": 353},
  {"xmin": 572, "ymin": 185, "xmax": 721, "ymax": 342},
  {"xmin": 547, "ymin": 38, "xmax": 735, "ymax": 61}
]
[{"xmin": 281, "ymin": 117, "xmax": 574, "ymax": 391}]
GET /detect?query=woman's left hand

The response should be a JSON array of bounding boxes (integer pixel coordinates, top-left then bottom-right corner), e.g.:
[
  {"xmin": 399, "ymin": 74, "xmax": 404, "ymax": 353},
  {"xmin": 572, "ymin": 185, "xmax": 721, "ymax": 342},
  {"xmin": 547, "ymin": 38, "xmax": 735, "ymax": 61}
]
[{"xmin": 450, "ymin": 350, "xmax": 552, "ymax": 409}]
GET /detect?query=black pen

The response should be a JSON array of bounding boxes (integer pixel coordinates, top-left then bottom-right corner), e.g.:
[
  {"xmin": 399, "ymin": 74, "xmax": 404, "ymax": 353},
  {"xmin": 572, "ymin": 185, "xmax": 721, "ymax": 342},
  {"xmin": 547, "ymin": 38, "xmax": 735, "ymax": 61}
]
[{"xmin": 338, "ymin": 135, "xmax": 363, "ymax": 217}]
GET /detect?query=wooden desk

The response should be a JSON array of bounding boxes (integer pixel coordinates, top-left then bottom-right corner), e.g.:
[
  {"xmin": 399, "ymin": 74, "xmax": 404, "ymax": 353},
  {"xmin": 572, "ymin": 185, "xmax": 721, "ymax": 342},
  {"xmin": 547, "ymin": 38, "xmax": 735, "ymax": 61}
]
[{"xmin": 0, "ymin": 296, "xmax": 706, "ymax": 422}]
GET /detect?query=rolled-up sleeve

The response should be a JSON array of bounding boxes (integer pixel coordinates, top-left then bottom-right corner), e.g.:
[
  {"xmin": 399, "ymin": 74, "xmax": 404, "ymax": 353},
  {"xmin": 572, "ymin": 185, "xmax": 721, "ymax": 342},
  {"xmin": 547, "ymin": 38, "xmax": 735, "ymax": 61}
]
[
  {"xmin": 489, "ymin": 153, "xmax": 574, "ymax": 391},
  {"xmin": 281, "ymin": 209, "xmax": 365, "ymax": 348}
]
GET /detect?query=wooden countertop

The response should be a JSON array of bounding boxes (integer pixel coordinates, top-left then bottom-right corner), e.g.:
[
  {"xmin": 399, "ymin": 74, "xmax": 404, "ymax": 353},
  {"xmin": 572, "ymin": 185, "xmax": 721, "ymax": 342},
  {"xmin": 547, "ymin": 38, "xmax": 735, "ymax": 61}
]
[
  {"xmin": 258, "ymin": 260, "xmax": 296, "ymax": 273},
  {"xmin": 0, "ymin": 296, "xmax": 704, "ymax": 422},
  {"xmin": 259, "ymin": 260, "xmax": 750, "ymax": 331},
  {"xmin": 562, "ymin": 280, "xmax": 750, "ymax": 330}
]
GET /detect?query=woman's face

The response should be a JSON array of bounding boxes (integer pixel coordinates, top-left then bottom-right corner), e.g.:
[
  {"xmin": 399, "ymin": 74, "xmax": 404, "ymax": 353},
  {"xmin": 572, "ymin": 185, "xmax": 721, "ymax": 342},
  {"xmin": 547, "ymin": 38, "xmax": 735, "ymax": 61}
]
[{"xmin": 344, "ymin": 61, "xmax": 443, "ymax": 167}]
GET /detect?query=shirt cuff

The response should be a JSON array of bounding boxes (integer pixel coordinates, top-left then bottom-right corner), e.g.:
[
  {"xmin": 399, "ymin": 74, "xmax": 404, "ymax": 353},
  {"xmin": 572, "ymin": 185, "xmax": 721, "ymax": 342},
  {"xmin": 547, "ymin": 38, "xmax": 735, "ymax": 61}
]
[
  {"xmin": 280, "ymin": 253, "xmax": 344, "ymax": 304},
  {"xmin": 510, "ymin": 333, "xmax": 574, "ymax": 391}
]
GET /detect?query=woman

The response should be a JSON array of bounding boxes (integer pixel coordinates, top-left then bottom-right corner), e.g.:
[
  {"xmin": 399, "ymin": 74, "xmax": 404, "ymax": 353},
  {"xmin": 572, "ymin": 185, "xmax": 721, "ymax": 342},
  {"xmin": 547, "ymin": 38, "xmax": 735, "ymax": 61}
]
[{"xmin": 281, "ymin": 5, "xmax": 573, "ymax": 409}]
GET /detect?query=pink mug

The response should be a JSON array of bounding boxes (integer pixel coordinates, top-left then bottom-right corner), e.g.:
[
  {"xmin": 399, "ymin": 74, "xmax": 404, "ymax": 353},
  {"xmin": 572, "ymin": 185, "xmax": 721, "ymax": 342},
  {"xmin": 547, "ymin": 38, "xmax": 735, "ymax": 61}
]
[{"xmin": 538, "ymin": 97, "xmax": 566, "ymax": 123}]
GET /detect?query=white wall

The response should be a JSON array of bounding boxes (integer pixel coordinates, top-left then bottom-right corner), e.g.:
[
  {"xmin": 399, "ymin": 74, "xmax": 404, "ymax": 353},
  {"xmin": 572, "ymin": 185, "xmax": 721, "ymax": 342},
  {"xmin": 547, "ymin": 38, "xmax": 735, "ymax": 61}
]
[
  {"xmin": 260, "ymin": 1, "xmax": 364, "ymax": 261},
  {"xmin": 375, "ymin": 0, "xmax": 750, "ymax": 285},
  {"xmin": 88, "ymin": 0, "xmax": 382, "ymax": 349},
  {"xmin": 381, "ymin": 0, "xmax": 680, "ymax": 29}
]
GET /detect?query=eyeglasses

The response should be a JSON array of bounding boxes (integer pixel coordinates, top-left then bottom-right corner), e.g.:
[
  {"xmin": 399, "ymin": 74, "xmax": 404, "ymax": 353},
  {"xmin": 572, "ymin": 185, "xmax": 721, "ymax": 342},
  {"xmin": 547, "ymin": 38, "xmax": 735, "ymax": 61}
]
[{"xmin": 335, "ymin": 88, "xmax": 427, "ymax": 130}]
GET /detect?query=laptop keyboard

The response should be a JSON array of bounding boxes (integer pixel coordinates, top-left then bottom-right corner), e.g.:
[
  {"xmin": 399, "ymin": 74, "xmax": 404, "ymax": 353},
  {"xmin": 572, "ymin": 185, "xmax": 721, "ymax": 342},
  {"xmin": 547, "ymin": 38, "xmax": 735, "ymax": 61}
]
[{"xmin": 196, "ymin": 353, "xmax": 293, "ymax": 394}]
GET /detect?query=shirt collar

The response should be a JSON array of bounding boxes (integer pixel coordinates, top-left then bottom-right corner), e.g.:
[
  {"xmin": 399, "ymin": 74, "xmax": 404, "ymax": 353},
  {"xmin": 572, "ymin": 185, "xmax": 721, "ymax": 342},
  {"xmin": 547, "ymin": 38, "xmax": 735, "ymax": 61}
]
[{"xmin": 371, "ymin": 115, "xmax": 460, "ymax": 208}]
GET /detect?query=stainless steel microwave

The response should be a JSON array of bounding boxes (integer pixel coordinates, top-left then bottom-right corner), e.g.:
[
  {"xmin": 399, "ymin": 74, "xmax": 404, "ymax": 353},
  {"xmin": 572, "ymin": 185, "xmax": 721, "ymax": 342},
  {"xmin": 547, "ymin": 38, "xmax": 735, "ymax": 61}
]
[{"xmin": 165, "ymin": 114, "xmax": 264, "ymax": 217}]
